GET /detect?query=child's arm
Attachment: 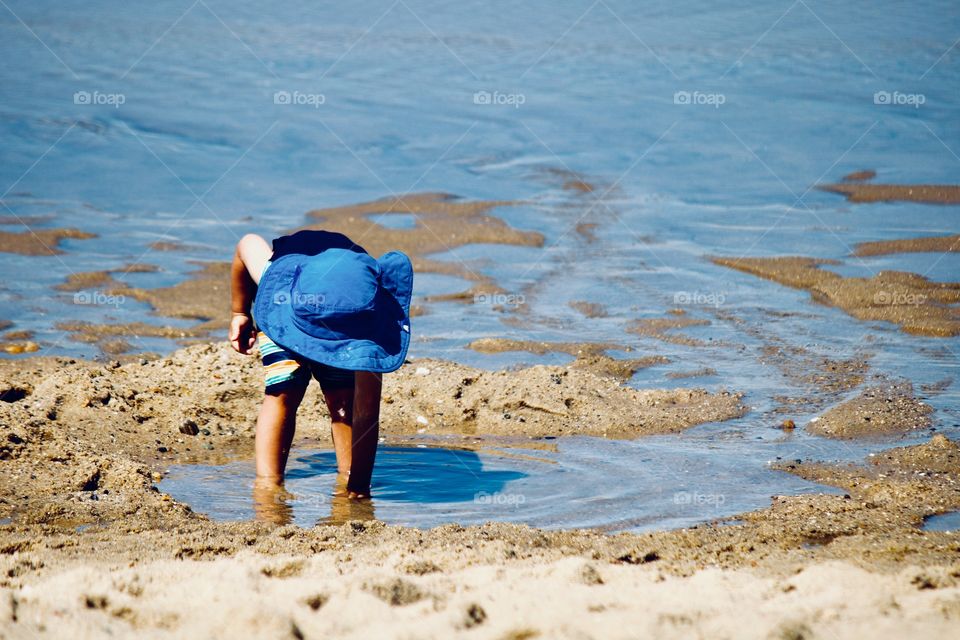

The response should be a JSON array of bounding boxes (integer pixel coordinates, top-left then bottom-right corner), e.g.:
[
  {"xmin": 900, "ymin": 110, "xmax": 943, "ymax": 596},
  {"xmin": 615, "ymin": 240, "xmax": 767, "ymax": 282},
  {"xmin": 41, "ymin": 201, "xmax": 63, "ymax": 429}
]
[{"xmin": 229, "ymin": 234, "xmax": 271, "ymax": 354}]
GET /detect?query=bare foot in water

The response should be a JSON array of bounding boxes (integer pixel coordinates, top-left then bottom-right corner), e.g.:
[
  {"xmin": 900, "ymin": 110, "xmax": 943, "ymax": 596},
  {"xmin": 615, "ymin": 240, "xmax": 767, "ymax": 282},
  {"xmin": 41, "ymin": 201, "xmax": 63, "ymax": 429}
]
[{"xmin": 332, "ymin": 472, "xmax": 350, "ymax": 497}]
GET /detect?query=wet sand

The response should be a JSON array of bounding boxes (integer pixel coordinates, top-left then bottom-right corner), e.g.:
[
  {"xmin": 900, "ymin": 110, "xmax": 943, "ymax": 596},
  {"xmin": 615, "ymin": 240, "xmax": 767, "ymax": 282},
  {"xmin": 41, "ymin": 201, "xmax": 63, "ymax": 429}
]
[
  {"xmin": 51, "ymin": 193, "xmax": 545, "ymax": 355},
  {"xmin": 807, "ymin": 382, "xmax": 935, "ymax": 439},
  {"xmin": 626, "ymin": 311, "xmax": 712, "ymax": 347},
  {"xmin": 467, "ymin": 337, "xmax": 668, "ymax": 381},
  {"xmin": 0, "ymin": 228, "xmax": 96, "ymax": 255},
  {"xmin": 854, "ymin": 234, "xmax": 960, "ymax": 257},
  {"xmin": 819, "ymin": 183, "xmax": 960, "ymax": 204},
  {"xmin": 712, "ymin": 256, "xmax": 960, "ymax": 337},
  {"xmin": 1, "ymin": 343, "xmax": 959, "ymax": 637}
]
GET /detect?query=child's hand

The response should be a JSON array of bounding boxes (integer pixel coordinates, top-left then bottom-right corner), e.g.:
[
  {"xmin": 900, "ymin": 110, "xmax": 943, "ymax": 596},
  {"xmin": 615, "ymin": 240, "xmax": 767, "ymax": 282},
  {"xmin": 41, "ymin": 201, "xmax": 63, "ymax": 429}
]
[{"xmin": 229, "ymin": 313, "xmax": 257, "ymax": 354}]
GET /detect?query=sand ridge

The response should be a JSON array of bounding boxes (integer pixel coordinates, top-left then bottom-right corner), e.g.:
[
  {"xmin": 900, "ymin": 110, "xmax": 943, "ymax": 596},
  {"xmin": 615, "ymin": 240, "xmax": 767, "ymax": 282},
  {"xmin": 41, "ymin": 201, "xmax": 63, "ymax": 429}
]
[{"xmin": 712, "ymin": 256, "xmax": 960, "ymax": 337}]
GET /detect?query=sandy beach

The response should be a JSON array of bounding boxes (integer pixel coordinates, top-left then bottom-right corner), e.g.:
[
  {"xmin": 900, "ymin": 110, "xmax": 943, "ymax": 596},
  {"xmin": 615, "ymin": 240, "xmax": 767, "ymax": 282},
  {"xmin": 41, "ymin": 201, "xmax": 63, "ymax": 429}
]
[
  {"xmin": 2, "ymin": 343, "xmax": 959, "ymax": 638},
  {"xmin": 3, "ymin": 2, "xmax": 960, "ymax": 637}
]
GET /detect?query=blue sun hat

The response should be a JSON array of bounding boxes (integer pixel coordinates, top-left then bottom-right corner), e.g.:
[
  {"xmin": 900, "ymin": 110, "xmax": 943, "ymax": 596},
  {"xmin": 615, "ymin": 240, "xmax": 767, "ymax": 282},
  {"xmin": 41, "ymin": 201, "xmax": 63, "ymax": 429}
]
[{"xmin": 253, "ymin": 231, "xmax": 413, "ymax": 373}]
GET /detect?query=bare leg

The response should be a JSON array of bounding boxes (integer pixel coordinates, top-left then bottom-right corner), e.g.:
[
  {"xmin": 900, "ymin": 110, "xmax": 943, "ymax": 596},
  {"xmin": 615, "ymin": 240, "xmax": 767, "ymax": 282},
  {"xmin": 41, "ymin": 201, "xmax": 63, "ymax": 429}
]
[
  {"xmin": 346, "ymin": 371, "xmax": 382, "ymax": 498},
  {"xmin": 322, "ymin": 386, "xmax": 354, "ymax": 495},
  {"xmin": 255, "ymin": 383, "xmax": 308, "ymax": 483}
]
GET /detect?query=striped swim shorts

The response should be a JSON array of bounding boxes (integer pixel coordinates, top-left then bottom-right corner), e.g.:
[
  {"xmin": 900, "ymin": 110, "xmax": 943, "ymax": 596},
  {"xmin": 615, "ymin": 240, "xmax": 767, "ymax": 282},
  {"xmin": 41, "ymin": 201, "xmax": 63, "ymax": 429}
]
[{"xmin": 258, "ymin": 332, "xmax": 355, "ymax": 394}]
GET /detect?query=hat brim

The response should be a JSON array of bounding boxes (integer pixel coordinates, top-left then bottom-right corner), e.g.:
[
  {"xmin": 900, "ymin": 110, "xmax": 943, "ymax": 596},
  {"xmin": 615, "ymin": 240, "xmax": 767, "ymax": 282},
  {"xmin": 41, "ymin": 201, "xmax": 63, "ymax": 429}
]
[{"xmin": 253, "ymin": 250, "xmax": 413, "ymax": 373}]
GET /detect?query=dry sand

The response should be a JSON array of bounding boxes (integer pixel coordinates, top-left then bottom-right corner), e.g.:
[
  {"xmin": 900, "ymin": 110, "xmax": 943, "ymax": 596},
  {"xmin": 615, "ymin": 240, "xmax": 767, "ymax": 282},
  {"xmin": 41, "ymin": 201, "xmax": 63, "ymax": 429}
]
[{"xmin": 2, "ymin": 343, "xmax": 960, "ymax": 638}]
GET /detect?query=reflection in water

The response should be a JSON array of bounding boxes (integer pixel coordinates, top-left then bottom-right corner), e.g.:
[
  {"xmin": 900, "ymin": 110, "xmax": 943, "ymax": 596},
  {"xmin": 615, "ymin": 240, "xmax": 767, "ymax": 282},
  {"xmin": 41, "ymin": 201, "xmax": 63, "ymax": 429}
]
[
  {"xmin": 252, "ymin": 478, "xmax": 294, "ymax": 525},
  {"xmin": 161, "ymin": 438, "xmax": 841, "ymax": 532},
  {"xmin": 243, "ymin": 447, "xmax": 525, "ymax": 527},
  {"xmin": 922, "ymin": 511, "xmax": 960, "ymax": 532},
  {"xmin": 324, "ymin": 495, "xmax": 377, "ymax": 526}
]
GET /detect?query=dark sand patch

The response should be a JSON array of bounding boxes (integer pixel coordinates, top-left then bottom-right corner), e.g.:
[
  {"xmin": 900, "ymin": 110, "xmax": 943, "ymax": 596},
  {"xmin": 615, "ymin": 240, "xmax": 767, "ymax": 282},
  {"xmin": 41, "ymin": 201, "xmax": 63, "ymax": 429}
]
[
  {"xmin": 665, "ymin": 368, "xmax": 718, "ymax": 380},
  {"xmin": 759, "ymin": 342, "xmax": 869, "ymax": 396},
  {"xmin": 55, "ymin": 263, "xmax": 159, "ymax": 292},
  {"xmin": 108, "ymin": 262, "xmax": 231, "ymax": 328},
  {"xmin": 468, "ymin": 337, "xmax": 668, "ymax": 381},
  {"xmin": 0, "ymin": 215, "xmax": 54, "ymax": 226},
  {"xmin": 712, "ymin": 256, "xmax": 960, "ymax": 337},
  {"xmin": 149, "ymin": 241, "xmax": 190, "ymax": 252},
  {"xmin": 51, "ymin": 262, "xmax": 229, "ymax": 355},
  {"xmin": 853, "ymin": 234, "xmax": 960, "ymax": 257},
  {"xmin": 57, "ymin": 321, "xmax": 207, "ymax": 355},
  {"xmin": 841, "ymin": 170, "xmax": 876, "ymax": 182},
  {"xmin": 575, "ymin": 222, "xmax": 599, "ymax": 242},
  {"xmin": 807, "ymin": 382, "xmax": 934, "ymax": 439},
  {"xmin": 819, "ymin": 183, "xmax": 960, "ymax": 204},
  {"xmin": 568, "ymin": 301, "xmax": 608, "ymax": 318},
  {"xmin": 627, "ymin": 311, "xmax": 711, "ymax": 347},
  {"xmin": 0, "ymin": 228, "xmax": 95, "ymax": 255},
  {"xmin": 539, "ymin": 168, "xmax": 601, "ymax": 195}
]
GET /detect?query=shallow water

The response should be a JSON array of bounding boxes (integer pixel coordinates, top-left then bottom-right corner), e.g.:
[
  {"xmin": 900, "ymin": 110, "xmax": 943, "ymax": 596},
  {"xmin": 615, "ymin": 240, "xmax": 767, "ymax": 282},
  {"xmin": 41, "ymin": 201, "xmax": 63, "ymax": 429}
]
[
  {"xmin": 161, "ymin": 435, "xmax": 841, "ymax": 531},
  {"xmin": 922, "ymin": 511, "xmax": 960, "ymax": 532},
  {"xmin": 3, "ymin": 1, "xmax": 960, "ymax": 530}
]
